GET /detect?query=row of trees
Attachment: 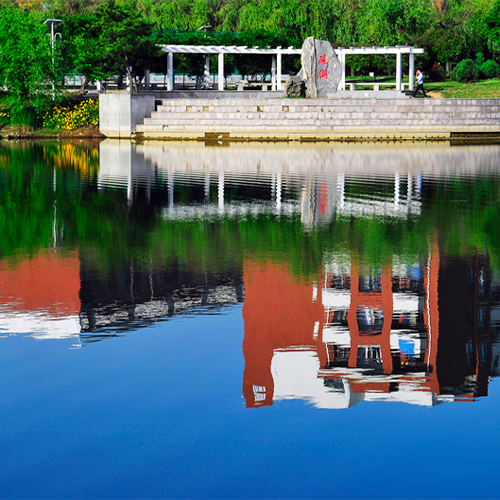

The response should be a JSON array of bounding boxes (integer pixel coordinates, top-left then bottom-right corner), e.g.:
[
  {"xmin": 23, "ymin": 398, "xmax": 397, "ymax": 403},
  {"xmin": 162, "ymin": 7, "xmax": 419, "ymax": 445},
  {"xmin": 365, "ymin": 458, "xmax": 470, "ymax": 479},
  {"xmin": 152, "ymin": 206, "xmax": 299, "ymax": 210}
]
[
  {"xmin": 3, "ymin": 0, "xmax": 500, "ymax": 124},
  {"xmin": 44, "ymin": 0, "xmax": 500, "ymax": 69}
]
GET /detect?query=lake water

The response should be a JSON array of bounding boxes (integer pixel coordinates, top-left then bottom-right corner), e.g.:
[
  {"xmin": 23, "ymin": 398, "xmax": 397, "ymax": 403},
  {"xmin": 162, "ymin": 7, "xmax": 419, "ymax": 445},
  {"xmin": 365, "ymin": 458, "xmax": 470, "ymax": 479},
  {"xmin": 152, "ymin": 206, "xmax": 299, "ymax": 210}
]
[{"xmin": 1, "ymin": 139, "xmax": 500, "ymax": 498}]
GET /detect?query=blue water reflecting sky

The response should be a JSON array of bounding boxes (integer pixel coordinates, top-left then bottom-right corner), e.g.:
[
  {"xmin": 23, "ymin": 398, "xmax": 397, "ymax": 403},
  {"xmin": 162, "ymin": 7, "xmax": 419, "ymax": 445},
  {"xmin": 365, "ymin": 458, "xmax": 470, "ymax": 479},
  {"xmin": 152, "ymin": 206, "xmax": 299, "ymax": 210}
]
[
  {"xmin": 0, "ymin": 306, "xmax": 499, "ymax": 499},
  {"xmin": 3, "ymin": 140, "xmax": 500, "ymax": 498}
]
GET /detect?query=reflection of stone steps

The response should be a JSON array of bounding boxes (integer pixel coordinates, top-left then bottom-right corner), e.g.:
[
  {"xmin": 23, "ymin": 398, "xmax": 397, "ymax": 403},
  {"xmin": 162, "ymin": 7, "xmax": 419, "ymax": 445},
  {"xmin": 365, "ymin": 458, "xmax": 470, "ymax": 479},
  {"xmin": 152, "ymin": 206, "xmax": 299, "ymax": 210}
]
[{"xmin": 135, "ymin": 98, "xmax": 500, "ymax": 139}]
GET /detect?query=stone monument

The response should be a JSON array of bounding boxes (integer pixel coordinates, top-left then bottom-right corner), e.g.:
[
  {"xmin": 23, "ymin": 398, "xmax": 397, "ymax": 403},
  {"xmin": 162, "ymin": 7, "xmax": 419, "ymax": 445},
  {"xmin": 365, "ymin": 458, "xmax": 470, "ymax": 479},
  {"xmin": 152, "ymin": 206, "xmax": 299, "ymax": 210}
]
[
  {"xmin": 284, "ymin": 75, "xmax": 305, "ymax": 97},
  {"xmin": 284, "ymin": 37, "xmax": 342, "ymax": 98}
]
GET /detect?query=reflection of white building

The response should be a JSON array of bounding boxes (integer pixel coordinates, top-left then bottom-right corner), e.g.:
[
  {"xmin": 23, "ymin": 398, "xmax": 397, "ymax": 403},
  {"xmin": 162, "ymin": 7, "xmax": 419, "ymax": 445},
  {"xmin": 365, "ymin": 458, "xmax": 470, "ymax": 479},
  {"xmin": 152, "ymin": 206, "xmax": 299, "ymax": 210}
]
[
  {"xmin": 270, "ymin": 348, "xmax": 453, "ymax": 408},
  {"xmin": 0, "ymin": 251, "xmax": 82, "ymax": 345},
  {"xmin": 99, "ymin": 140, "xmax": 500, "ymax": 227},
  {"xmin": 0, "ymin": 311, "xmax": 80, "ymax": 342},
  {"xmin": 271, "ymin": 349, "xmax": 364, "ymax": 409}
]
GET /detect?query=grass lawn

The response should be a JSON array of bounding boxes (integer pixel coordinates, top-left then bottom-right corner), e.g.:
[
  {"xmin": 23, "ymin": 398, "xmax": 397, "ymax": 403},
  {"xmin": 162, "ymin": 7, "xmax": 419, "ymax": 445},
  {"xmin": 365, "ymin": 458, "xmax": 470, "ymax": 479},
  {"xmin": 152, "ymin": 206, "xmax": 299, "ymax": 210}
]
[
  {"xmin": 419, "ymin": 79, "xmax": 500, "ymax": 98},
  {"xmin": 348, "ymin": 76, "xmax": 500, "ymax": 98}
]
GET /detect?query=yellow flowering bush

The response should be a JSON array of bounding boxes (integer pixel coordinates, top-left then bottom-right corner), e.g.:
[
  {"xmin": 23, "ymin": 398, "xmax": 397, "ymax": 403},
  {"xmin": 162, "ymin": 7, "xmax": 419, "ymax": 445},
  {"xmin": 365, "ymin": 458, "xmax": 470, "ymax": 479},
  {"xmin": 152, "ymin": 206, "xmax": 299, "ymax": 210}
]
[
  {"xmin": 44, "ymin": 144, "xmax": 100, "ymax": 179},
  {"xmin": 43, "ymin": 99, "xmax": 99, "ymax": 130},
  {"xmin": 0, "ymin": 107, "xmax": 10, "ymax": 125}
]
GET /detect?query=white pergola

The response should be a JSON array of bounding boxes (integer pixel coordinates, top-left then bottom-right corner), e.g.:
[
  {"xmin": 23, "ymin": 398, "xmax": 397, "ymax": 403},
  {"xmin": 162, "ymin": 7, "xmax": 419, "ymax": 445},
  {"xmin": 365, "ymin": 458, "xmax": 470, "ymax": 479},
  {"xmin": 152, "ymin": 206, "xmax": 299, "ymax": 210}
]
[{"xmin": 161, "ymin": 44, "xmax": 424, "ymax": 92}]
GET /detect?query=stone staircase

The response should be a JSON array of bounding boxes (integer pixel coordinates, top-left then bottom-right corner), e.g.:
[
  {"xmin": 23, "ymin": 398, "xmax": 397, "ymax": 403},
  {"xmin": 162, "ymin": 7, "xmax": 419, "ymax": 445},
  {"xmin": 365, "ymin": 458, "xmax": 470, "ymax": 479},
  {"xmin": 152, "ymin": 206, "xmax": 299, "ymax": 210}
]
[{"xmin": 135, "ymin": 97, "xmax": 500, "ymax": 140}]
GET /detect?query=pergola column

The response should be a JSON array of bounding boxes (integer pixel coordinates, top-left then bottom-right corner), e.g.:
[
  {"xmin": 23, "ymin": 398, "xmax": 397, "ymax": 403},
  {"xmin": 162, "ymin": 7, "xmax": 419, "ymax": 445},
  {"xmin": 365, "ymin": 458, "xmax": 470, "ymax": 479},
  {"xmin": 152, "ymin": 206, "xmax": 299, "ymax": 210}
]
[
  {"xmin": 271, "ymin": 55, "xmax": 277, "ymax": 91},
  {"xmin": 394, "ymin": 171, "xmax": 400, "ymax": 207},
  {"xmin": 276, "ymin": 173, "xmax": 282, "ymax": 212},
  {"xmin": 396, "ymin": 51, "xmax": 402, "ymax": 91},
  {"xmin": 277, "ymin": 50, "xmax": 282, "ymax": 91},
  {"xmin": 218, "ymin": 171, "xmax": 224, "ymax": 212},
  {"xmin": 218, "ymin": 53, "xmax": 224, "ymax": 91},
  {"xmin": 409, "ymin": 49, "xmax": 415, "ymax": 91},
  {"xmin": 167, "ymin": 51, "xmax": 174, "ymax": 91},
  {"xmin": 339, "ymin": 50, "xmax": 346, "ymax": 91}
]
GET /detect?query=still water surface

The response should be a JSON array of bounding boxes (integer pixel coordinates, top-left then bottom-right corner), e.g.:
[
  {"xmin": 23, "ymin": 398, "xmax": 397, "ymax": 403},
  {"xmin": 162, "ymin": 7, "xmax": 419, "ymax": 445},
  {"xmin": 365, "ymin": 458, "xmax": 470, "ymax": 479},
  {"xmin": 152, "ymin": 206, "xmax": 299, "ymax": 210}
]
[{"xmin": 1, "ymin": 139, "xmax": 500, "ymax": 498}]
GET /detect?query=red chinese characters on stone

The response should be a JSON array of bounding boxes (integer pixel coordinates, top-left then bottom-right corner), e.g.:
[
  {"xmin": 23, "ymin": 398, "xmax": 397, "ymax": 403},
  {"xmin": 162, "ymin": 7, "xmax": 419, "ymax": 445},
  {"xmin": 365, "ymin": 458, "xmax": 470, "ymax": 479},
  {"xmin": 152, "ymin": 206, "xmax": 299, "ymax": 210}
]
[
  {"xmin": 319, "ymin": 69, "xmax": 328, "ymax": 79},
  {"xmin": 319, "ymin": 54, "xmax": 329, "ymax": 65}
]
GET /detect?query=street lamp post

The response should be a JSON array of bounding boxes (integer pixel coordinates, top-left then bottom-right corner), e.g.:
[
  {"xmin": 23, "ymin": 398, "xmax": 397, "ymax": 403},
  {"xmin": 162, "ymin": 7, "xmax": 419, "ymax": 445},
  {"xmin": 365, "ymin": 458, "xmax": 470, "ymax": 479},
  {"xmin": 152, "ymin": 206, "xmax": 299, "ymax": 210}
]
[{"xmin": 45, "ymin": 19, "xmax": 62, "ymax": 100}]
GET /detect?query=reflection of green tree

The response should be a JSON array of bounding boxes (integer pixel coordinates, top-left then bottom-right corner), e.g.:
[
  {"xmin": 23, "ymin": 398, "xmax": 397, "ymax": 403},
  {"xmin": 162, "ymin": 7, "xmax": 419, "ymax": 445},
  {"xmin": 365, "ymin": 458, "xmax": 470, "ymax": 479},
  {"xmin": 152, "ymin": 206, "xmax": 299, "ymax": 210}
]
[
  {"xmin": 1, "ymin": 143, "xmax": 500, "ymax": 279},
  {"xmin": 423, "ymin": 176, "xmax": 500, "ymax": 270}
]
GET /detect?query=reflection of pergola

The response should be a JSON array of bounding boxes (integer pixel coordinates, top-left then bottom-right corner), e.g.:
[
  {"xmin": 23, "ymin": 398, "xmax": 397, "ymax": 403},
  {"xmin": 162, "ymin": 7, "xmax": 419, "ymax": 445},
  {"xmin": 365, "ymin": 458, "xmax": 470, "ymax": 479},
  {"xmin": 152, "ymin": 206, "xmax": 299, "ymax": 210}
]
[{"xmin": 161, "ymin": 44, "xmax": 425, "ymax": 92}]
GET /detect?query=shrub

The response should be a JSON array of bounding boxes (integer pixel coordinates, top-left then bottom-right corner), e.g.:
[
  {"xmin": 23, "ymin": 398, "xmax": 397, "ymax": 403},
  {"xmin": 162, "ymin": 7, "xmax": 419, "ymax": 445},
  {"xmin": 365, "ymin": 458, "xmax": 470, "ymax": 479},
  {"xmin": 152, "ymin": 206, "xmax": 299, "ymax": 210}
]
[
  {"xmin": 451, "ymin": 59, "xmax": 480, "ymax": 82},
  {"xmin": 10, "ymin": 107, "xmax": 41, "ymax": 128},
  {"xmin": 0, "ymin": 107, "xmax": 9, "ymax": 126},
  {"xmin": 480, "ymin": 59, "xmax": 500, "ymax": 79},
  {"xmin": 43, "ymin": 99, "xmax": 99, "ymax": 130}
]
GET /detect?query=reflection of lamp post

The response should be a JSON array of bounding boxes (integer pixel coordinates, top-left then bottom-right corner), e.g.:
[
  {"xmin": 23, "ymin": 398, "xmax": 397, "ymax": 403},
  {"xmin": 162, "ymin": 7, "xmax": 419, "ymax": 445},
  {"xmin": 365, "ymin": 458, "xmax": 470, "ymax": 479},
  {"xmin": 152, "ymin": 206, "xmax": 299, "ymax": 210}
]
[{"xmin": 45, "ymin": 19, "xmax": 62, "ymax": 100}]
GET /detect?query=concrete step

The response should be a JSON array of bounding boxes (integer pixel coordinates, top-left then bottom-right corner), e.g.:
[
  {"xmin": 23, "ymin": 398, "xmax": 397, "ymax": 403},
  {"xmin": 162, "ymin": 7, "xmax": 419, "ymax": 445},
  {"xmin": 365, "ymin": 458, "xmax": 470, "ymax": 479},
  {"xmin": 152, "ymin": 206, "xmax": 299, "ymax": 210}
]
[
  {"xmin": 132, "ymin": 97, "xmax": 500, "ymax": 139},
  {"xmin": 154, "ymin": 104, "xmax": 494, "ymax": 115}
]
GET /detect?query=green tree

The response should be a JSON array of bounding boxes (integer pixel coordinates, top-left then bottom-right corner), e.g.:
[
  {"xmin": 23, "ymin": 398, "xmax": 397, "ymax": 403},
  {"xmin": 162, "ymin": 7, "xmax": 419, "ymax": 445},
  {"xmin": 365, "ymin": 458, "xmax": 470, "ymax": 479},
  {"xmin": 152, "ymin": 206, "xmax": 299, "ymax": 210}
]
[
  {"xmin": 62, "ymin": 13, "xmax": 111, "ymax": 91},
  {"xmin": 0, "ymin": 4, "xmax": 56, "ymax": 125},
  {"xmin": 485, "ymin": 0, "xmax": 500, "ymax": 60},
  {"xmin": 62, "ymin": 0, "xmax": 161, "ymax": 92}
]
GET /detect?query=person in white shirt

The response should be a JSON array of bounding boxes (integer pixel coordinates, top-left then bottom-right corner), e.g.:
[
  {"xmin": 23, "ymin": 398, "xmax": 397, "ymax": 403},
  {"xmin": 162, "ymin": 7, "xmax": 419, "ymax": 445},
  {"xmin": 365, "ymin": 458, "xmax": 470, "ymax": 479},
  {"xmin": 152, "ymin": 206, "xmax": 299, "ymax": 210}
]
[{"xmin": 412, "ymin": 69, "xmax": 427, "ymax": 98}]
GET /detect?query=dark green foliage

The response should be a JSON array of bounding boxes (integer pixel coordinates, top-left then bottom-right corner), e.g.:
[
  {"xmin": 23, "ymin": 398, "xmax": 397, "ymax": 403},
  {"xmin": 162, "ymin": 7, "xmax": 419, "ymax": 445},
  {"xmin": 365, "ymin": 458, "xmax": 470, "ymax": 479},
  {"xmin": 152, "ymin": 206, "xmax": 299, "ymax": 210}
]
[
  {"xmin": 62, "ymin": 1, "xmax": 161, "ymax": 92},
  {"xmin": 486, "ymin": 0, "xmax": 500, "ymax": 61},
  {"xmin": 480, "ymin": 59, "xmax": 500, "ymax": 77},
  {"xmin": 0, "ymin": 5, "xmax": 56, "ymax": 125},
  {"xmin": 451, "ymin": 59, "xmax": 480, "ymax": 82}
]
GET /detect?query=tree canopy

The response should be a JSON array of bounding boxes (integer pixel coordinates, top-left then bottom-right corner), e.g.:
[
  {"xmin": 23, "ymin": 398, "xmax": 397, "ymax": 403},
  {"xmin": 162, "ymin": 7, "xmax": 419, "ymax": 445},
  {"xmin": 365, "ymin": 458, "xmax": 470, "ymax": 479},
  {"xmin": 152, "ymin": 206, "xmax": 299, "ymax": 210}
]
[{"xmin": 0, "ymin": 4, "xmax": 55, "ymax": 125}]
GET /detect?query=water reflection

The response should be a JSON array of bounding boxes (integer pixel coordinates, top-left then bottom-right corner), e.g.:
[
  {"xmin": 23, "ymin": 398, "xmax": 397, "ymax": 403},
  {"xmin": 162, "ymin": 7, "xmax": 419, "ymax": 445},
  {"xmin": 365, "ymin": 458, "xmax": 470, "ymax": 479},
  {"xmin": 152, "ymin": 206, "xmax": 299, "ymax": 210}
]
[
  {"xmin": 1, "ymin": 140, "xmax": 500, "ymax": 407},
  {"xmin": 243, "ymin": 251, "xmax": 500, "ymax": 409}
]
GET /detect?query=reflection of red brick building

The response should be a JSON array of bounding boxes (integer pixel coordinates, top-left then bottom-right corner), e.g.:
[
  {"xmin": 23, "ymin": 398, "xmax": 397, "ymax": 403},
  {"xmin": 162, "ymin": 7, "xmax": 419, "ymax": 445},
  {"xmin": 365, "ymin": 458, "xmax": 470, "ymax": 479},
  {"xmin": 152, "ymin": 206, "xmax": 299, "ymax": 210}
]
[
  {"xmin": 241, "ymin": 242, "xmax": 481, "ymax": 409},
  {"xmin": 0, "ymin": 251, "xmax": 80, "ymax": 316},
  {"xmin": 242, "ymin": 260, "xmax": 324, "ymax": 407}
]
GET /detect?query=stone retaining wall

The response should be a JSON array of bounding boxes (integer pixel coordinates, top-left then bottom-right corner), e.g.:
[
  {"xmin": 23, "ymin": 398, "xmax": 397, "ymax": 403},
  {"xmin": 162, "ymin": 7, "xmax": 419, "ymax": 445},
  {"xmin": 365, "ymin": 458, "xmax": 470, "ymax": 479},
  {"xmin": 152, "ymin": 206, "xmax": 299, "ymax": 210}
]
[{"xmin": 122, "ymin": 97, "xmax": 500, "ymax": 140}]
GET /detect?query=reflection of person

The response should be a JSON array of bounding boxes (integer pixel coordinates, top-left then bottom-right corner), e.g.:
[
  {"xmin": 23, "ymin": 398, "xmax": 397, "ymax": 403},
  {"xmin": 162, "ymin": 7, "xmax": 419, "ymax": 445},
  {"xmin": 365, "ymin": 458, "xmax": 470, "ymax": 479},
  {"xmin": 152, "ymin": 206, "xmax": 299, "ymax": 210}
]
[{"xmin": 412, "ymin": 69, "xmax": 427, "ymax": 98}]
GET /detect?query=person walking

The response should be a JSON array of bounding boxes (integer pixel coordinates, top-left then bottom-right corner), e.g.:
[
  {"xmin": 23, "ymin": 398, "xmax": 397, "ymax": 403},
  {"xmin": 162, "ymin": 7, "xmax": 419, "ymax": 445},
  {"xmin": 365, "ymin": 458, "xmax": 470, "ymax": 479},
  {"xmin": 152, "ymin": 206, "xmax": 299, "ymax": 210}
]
[{"xmin": 412, "ymin": 69, "xmax": 427, "ymax": 98}]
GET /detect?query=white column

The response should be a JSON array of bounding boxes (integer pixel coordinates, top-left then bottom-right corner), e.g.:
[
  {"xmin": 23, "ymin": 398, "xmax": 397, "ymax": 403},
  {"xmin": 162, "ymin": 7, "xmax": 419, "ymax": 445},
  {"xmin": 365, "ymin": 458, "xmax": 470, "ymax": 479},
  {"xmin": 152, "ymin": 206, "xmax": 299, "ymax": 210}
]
[
  {"xmin": 203, "ymin": 55, "xmax": 210, "ymax": 89},
  {"xmin": 96, "ymin": 80, "xmax": 103, "ymax": 92},
  {"xmin": 394, "ymin": 171, "xmax": 400, "ymax": 207},
  {"xmin": 396, "ymin": 51, "xmax": 402, "ymax": 91},
  {"xmin": 168, "ymin": 170, "xmax": 174, "ymax": 211},
  {"xmin": 218, "ymin": 53, "xmax": 224, "ymax": 91},
  {"xmin": 407, "ymin": 173, "xmax": 413, "ymax": 210},
  {"xmin": 204, "ymin": 172, "xmax": 210, "ymax": 203},
  {"xmin": 167, "ymin": 52, "xmax": 174, "ymax": 91},
  {"xmin": 271, "ymin": 56, "xmax": 276, "ymax": 91},
  {"xmin": 340, "ymin": 51, "xmax": 346, "ymax": 91},
  {"xmin": 277, "ymin": 51, "xmax": 282, "ymax": 91},
  {"xmin": 409, "ymin": 50, "xmax": 415, "ymax": 91},
  {"xmin": 276, "ymin": 173, "xmax": 282, "ymax": 212},
  {"xmin": 218, "ymin": 171, "xmax": 224, "ymax": 212},
  {"xmin": 336, "ymin": 173, "xmax": 345, "ymax": 210}
]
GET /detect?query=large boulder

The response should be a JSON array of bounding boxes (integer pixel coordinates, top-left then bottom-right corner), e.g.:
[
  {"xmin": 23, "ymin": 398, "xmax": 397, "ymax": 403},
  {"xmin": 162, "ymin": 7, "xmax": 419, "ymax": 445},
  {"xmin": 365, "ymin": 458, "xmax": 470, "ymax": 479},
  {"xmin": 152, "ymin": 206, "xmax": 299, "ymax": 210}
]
[
  {"xmin": 301, "ymin": 37, "xmax": 342, "ymax": 97},
  {"xmin": 284, "ymin": 75, "xmax": 304, "ymax": 97}
]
